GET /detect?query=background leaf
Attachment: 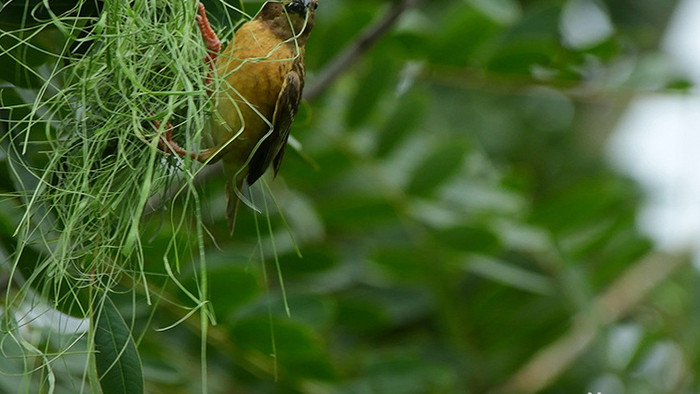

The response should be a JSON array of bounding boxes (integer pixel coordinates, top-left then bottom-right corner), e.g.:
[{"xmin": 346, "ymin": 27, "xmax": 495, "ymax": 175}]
[{"xmin": 94, "ymin": 295, "xmax": 144, "ymax": 394}]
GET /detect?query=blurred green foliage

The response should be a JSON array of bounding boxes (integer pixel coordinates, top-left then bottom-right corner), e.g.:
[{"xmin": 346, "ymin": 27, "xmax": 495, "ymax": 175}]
[{"xmin": 1, "ymin": 0, "xmax": 698, "ymax": 393}]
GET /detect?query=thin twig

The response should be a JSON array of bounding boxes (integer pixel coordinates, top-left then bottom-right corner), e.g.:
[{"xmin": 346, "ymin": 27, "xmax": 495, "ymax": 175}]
[
  {"xmin": 490, "ymin": 251, "xmax": 690, "ymax": 394},
  {"xmin": 303, "ymin": 0, "xmax": 424, "ymax": 101}
]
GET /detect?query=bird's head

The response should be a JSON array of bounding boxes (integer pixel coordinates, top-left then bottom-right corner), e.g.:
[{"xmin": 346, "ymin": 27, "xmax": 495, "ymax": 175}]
[
  {"xmin": 259, "ymin": 0, "xmax": 318, "ymax": 44},
  {"xmin": 285, "ymin": 0, "xmax": 317, "ymax": 15}
]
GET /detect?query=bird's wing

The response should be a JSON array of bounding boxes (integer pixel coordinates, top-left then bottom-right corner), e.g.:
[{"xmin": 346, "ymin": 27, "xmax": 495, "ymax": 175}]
[{"xmin": 246, "ymin": 70, "xmax": 302, "ymax": 185}]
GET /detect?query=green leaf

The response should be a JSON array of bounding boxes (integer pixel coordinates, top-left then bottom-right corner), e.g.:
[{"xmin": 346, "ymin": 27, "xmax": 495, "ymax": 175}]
[
  {"xmin": 428, "ymin": 5, "xmax": 500, "ymax": 67},
  {"xmin": 206, "ymin": 266, "xmax": 260, "ymax": 320},
  {"xmin": 322, "ymin": 195, "xmax": 397, "ymax": 233},
  {"xmin": 407, "ymin": 142, "xmax": 467, "ymax": 196},
  {"xmin": 431, "ymin": 225, "xmax": 501, "ymax": 254},
  {"xmin": 277, "ymin": 245, "xmax": 338, "ymax": 276},
  {"xmin": 376, "ymin": 89, "xmax": 427, "ymax": 158},
  {"xmin": 345, "ymin": 54, "xmax": 397, "ymax": 129},
  {"xmin": 371, "ymin": 247, "xmax": 430, "ymax": 280},
  {"xmin": 469, "ymin": 0, "xmax": 522, "ymax": 25},
  {"xmin": 465, "ymin": 255, "xmax": 554, "ymax": 295},
  {"xmin": 94, "ymin": 295, "xmax": 144, "ymax": 394},
  {"xmin": 261, "ymin": 295, "xmax": 337, "ymax": 330},
  {"xmin": 336, "ymin": 297, "xmax": 392, "ymax": 335},
  {"xmin": 175, "ymin": 260, "xmax": 261, "ymax": 322},
  {"xmin": 531, "ymin": 177, "xmax": 636, "ymax": 235},
  {"xmin": 232, "ymin": 317, "xmax": 323, "ymax": 356},
  {"xmin": 487, "ymin": 38, "xmax": 558, "ymax": 75},
  {"xmin": 361, "ymin": 351, "xmax": 459, "ymax": 393},
  {"xmin": 231, "ymin": 317, "xmax": 336, "ymax": 380}
]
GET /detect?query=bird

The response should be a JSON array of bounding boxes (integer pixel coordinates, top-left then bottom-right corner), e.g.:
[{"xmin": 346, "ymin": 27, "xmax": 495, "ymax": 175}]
[{"xmin": 158, "ymin": 0, "xmax": 318, "ymax": 234}]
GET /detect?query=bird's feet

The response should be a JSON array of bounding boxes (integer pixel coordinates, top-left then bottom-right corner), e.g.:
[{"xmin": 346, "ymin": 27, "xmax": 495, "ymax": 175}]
[
  {"xmin": 152, "ymin": 3, "xmax": 222, "ymax": 162},
  {"xmin": 154, "ymin": 118, "xmax": 218, "ymax": 163},
  {"xmin": 154, "ymin": 118, "xmax": 191, "ymax": 158},
  {"xmin": 195, "ymin": 2, "xmax": 221, "ymax": 85}
]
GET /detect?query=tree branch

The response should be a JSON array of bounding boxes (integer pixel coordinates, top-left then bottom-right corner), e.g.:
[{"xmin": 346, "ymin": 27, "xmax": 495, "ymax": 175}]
[
  {"xmin": 490, "ymin": 251, "xmax": 690, "ymax": 394},
  {"xmin": 303, "ymin": 0, "xmax": 424, "ymax": 101}
]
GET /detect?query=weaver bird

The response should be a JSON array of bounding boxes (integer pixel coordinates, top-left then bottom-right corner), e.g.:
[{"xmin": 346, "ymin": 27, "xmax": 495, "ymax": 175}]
[{"xmin": 158, "ymin": 0, "xmax": 318, "ymax": 233}]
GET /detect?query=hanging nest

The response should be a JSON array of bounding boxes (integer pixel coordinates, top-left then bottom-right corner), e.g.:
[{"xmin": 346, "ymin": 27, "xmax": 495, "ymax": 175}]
[{"xmin": 6, "ymin": 0, "xmax": 242, "ymax": 319}]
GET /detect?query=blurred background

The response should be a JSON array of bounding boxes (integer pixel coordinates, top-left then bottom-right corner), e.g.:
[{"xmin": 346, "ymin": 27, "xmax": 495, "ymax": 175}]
[{"xmin": 2, "ymin": 0, "xmax": 700, "ymax": 393}]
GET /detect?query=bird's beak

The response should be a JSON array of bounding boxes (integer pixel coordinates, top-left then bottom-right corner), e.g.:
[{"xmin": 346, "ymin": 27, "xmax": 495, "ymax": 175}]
[{"xmin": 285, "ymin": 0, "xmax": 311, "ymax": 15}]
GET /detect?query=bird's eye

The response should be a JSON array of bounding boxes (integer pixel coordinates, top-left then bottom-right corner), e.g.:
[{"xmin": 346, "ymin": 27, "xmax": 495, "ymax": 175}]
[{"xmin": 313, "ymin": 2, "xmax": 318, "ymax": 10}]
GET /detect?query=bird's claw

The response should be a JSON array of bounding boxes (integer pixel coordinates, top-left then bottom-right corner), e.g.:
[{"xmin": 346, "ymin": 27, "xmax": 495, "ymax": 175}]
[{"xmin": 195, "ymin": 2, "xmax": 221, "ymax": 85}]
